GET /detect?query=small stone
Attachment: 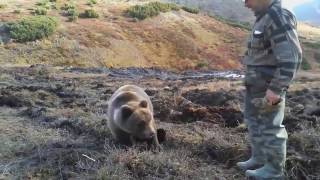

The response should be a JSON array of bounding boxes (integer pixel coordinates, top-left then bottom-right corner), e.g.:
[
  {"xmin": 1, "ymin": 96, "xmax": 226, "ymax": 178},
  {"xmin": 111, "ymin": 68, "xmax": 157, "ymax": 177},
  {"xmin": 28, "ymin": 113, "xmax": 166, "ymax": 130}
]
[
  {"xmin": 164, "ymin": 86, "xmax": 170, "ymax": 91},
  {"xmin": 293, "ymin": 104, "xmax": 304, "ymax": 113}
]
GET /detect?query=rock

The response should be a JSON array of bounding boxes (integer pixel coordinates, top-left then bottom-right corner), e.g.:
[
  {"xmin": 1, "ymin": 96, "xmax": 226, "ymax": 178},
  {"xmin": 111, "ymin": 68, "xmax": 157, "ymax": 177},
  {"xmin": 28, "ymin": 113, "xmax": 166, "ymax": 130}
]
[
  {"xmin": 163, "ymin": 86, "xmax": 170, "ymax": 91},
  {"xmin": 292, "ymin": 104, "xmax": 305, "ymax": 114}
]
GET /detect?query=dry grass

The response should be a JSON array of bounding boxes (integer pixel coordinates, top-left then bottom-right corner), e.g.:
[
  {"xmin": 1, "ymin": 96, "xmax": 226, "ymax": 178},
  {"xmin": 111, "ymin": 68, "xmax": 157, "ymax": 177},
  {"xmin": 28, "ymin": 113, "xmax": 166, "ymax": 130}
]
[
  {"xmin": 286, "ymin": 128, "xmax": 320, "ymax": 179},
  {"xmin": 298, "ymin": 23, "xmax": 320, "ymax": 72},
  {"xmin": 0, "ymin": 108, "xmax": 67, "ymax": 178},
  {"xmin": 0, "ymin": 67, "xmax": 319, "ymax": 179},
  {"xmin": 0, "ymin": 0, "xmax": 246, "ymax": 71}
]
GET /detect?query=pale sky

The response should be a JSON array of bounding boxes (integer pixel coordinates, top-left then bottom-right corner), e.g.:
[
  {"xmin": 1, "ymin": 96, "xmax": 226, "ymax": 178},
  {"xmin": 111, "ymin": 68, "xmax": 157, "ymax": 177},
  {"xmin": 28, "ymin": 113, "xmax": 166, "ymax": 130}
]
[{"xmin": 282, "ymin": 0, "xmax": 314, "ymax": 10}]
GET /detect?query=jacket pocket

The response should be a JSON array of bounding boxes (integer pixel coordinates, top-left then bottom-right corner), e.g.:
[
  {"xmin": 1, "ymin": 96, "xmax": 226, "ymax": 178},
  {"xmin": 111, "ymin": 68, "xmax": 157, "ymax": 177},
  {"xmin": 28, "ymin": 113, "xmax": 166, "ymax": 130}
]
[
  {"xmin": 250, "ymin": 30, "xmax": 265, "ymax": 49},
  {"xmin": 244, "ymin": 67, "xmax": 273, "ymax": 94}
]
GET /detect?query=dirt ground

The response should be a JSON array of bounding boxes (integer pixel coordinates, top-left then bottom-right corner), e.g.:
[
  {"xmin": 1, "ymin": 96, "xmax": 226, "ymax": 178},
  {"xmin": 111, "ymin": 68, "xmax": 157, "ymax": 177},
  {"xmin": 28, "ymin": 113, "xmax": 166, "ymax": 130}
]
[{"xmin": 0, "ymin": 65, "xmax": 319, "ymax": 179}]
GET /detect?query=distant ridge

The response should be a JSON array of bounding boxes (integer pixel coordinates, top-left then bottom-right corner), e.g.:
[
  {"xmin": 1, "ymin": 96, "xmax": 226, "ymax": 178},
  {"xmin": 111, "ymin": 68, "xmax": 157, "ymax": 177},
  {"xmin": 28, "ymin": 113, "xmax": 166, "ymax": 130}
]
[
  {"xmin": 293, "ymin": 0, "xmax": 320, "ymax": 26},
  {"xmin": 163, "ymin": 0, "xmax": 255, "ymax": 23}
]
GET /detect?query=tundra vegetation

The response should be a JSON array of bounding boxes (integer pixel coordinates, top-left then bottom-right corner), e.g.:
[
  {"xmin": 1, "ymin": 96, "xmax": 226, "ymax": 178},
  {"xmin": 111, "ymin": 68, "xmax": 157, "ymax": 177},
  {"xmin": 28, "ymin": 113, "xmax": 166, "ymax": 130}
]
[{"xmin": 5, "ymin": 16, "xmax": 58, "ymax": 42}]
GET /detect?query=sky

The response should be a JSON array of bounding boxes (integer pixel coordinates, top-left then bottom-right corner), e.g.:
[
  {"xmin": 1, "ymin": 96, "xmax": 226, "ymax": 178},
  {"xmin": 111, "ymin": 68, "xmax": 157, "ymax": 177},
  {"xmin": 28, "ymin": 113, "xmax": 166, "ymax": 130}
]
[{"xmin": 282, "ymin": 0, "xmax": 314, "ymax": 10}]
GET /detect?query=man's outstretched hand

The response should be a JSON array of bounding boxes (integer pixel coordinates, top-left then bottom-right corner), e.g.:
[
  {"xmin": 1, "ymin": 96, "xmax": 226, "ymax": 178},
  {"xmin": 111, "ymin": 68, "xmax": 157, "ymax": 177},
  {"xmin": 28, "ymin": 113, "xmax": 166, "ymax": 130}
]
[{"xmin": 265, "ymin": 89, "xmax": 281, "ymax": 106}]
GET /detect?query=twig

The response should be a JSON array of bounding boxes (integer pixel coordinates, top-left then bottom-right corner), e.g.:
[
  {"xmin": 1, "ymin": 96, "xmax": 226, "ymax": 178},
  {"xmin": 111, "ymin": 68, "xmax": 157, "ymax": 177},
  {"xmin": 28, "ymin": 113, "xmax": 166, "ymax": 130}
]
[{"xmin": 82, "ymin": 154, "xmax": 96, "ymax": 162}]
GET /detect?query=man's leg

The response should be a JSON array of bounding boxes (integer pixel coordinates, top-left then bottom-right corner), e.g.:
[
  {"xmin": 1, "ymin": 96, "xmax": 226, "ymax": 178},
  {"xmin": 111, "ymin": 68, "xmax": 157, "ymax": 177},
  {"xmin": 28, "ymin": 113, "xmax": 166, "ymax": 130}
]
[
  {"xmin": 246, "ymin": 94, "xmax": 287, "ymax": 179},
  {"xmin": 237, "ymin": 88, "xmax": 266, "ymax": 171}
]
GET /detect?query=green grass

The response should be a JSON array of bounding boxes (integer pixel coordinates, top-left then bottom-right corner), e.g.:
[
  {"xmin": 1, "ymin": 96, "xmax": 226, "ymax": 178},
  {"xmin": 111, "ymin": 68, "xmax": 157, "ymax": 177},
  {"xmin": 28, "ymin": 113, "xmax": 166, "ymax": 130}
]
[
  {"xmin": 51, "ymin": 3, "xmax": 58, "ymax": 10},
  {"xmin": 5, "ymin": 16, "xmax": 58, "ymax": 42},
  {"xmin": 87, "ymin": 0, "xmax": 97, "ymax": 6},
  {"xmin": 182, "ymin": 6, "xmax": 199, "ymax": 14},
  {"xmin": 61, "ymin": 2, "xmax": 75, "ymax": 11},
  {"xmin": 36, "ymin": 0, "xmax": 49, "ymax": 6},
  {"xmin": 127, "ymin": 2, "xmax": 180, "ymax": 20},
  {"xmin": 81, "ymin": 9, "xmax": 99, "ymax": 18},
  {"xmin": 196, "ymin": 62, "xmax": 208, "ymax": 69},
  {"xmin": 66, "ymin": 8, "xmax": 79, "ymax": 21},
  {"xmin": 60, "ymin": 2, "xmax": 78, "ymax": 21},
  {"xmin": 35, "ymin": 0, "xmax": 51, "ymax": 13},
  {"xmin": 0, "ymin": 4, "xmax": 7, "ymax": 9},
  {"xmin": 212, "ymin": 15, "xmax": 251, "ymax": 31},
  {"xmin": 34, "ymin": 7, "xmax": 48, "ymax": 15},
  {"xmin": 301, "ymin": 57, "xmax": 311, "ymax": 70},
  {"xmin": 13, "ymin": 9, "xmax": 21, "ymax": 14}
]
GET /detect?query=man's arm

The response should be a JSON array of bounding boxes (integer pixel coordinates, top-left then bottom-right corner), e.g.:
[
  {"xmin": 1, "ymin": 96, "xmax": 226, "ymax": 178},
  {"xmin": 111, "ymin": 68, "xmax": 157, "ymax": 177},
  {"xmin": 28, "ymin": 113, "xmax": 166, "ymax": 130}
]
[{"xmin": 266, "ymin": 8, "xmax": 302, "ymax": 96}]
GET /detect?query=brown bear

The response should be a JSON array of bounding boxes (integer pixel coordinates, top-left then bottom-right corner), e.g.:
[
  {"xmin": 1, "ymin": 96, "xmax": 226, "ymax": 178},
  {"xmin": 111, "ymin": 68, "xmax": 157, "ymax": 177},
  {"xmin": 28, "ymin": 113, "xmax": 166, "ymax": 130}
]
[{"xmin": 107, "ymin": 85, "xmax": 162, "ymax": 149}]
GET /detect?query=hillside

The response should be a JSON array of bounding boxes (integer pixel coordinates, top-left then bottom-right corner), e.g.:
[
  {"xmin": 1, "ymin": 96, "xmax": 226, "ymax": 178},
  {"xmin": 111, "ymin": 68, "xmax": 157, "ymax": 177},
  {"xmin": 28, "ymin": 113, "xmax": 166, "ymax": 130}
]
[
  {"xmin": 0, "ymin": 0, "xmax": 248, "ymax": 71},
  {"xmin": 1, "ymin": 0, "xmax": 319, "ymax": 71},
  {"xmin": 298, "ymin": 23, "xmax": 320, "ymax": 72}
]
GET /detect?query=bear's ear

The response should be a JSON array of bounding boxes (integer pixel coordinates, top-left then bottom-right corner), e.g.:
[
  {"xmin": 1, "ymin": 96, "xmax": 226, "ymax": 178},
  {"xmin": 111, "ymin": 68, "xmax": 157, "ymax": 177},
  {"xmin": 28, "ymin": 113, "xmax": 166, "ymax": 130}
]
[
  {"xmin": 121, "ymin": 105, "xmax": 133, "ymax": 119},
  {"xmin": 139, "ymin": 100, "xmax": 148, "ymax": 108}
]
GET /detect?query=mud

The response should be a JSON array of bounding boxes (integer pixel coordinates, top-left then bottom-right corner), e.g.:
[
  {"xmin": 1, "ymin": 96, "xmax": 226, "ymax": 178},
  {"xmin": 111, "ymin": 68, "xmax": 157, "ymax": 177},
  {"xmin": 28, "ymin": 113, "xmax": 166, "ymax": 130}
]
[
  {"xmin": 66, "ymin": 67, "xmax": 244, "ymax": 81},
  {"xmin": 284, "ymin": 88, "xmax": 320, "ymax": 131},
  {"xmin": 0, "ymin": 66, "xmax": 319, "ymax": 179}
]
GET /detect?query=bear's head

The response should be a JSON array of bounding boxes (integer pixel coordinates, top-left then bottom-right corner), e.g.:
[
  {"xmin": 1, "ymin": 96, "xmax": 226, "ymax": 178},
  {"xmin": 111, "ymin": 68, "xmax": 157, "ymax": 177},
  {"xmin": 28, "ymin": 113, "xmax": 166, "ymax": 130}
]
[{"xmin": 115, "ymin": 100, "xmax": 156, "ymax": 140}]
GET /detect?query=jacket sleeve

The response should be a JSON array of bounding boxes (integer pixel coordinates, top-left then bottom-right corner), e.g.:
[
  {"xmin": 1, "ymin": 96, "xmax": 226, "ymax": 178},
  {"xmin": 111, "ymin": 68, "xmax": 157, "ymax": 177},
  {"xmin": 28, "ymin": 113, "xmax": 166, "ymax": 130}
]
[{"xmin": 266, "ymin": 8, "xmax": 302, "ymax": 95}]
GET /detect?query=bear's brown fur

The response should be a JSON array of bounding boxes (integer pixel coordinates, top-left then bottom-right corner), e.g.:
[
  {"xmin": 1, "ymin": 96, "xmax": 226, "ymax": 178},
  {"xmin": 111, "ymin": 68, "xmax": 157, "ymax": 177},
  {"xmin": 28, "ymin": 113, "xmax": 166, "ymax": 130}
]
[{"xmin": 107, "ymin": 85, "xmax": 161, "ymax": 149}]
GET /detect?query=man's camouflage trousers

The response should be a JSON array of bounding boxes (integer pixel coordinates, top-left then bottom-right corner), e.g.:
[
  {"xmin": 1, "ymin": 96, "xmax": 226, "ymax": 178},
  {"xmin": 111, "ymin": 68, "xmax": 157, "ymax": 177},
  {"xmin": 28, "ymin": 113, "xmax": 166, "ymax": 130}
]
[{"xmin": 244, "ymin": 66, "xmax": 287, "ymax": 179}]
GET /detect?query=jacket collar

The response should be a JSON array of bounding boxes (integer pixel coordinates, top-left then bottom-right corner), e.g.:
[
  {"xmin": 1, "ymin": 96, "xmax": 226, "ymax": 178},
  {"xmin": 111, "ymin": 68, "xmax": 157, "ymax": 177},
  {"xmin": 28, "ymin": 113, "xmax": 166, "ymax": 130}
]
[{"xmin": 255, "ymin": 0, "xmax": 282, "ymax": 20}]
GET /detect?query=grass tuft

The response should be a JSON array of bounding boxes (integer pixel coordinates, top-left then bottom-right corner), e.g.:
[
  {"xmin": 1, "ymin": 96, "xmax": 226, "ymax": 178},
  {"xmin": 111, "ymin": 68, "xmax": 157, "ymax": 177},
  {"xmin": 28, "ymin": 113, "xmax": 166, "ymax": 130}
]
[
  {"xmin": 212, "ymin": 15, "xmax": 251, "ymax": 31},
  {"xmin": 196, "ymin": 62, "xmax": 209, "ymax": 69},
  {"xmin": 182, "ymin": 6, "xmax": 199, "ymax": 14},
  {"xmin": 13, "ymin": 9, "xmax": 21, "ymax": 14},
  {"xmin": 34, "ymin": 7, "xmax": 48, "ymax": 15},
  {"xmin": 36, "ymin": 0, "xmax": 49, "ymax": 6},
  {"xmin": 60, "ymin": 2, "xmax": 79, "ymax": 21},
  {"xmin": 301, "ymin": 57, "xmax": 311, "ymax": 70},
  {"xmin": 61, "ymin": 2, "xmax": 75, "ymax": 11},
  {"xmin": 66, "ymin": 8, "xmax": 79, "ymax": 21},
  {"xmin": 0, "ymin": 4, "xmax": 7, "ymax": 9},
  {"xmin": 87, "ymin": 0, "xmax": 97, "ymax": 6},
  {"xmin": 5, "ymin": 16, "xmax": 58, "ymax": 42},
  {"xmin": 81, "ymin": 8, "xmax": 99, "ymax": 18},
  {"xmin": 127, "ymin": 2, "xmax": 180, "ymax": 20}
]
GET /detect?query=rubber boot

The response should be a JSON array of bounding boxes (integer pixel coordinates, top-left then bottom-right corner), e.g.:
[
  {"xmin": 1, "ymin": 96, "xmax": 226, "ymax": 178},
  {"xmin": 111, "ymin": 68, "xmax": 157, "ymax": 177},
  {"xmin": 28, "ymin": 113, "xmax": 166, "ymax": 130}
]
[
  {"xmin": 237, "ymin": 143, "xmax": 265, "ymax": 171},
  {"xmin": 246, "ymin": 135, "xmax": 286, "ymax": 180},
  {"xmin": 245, "ymin": 163, "xmax": 285, "ymax": 180},
  {"xmin": 237, "ymin": 157, "xmax": 264, "ymax": 171}
]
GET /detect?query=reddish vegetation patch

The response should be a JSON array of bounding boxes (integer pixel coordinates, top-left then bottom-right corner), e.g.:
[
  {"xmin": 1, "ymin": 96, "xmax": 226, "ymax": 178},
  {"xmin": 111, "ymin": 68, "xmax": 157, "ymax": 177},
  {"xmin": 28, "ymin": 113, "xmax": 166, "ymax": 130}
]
[
  {"xmin": 58, "ymin": 7, "xmax": 248, "ymax": 70},
  {"xmin": 66, "ymin": 19, "xmax": 123, "ymax": 47},
  {"xmin": 0, "ymin": 2, "xmax": 248, "ymax": 71}
]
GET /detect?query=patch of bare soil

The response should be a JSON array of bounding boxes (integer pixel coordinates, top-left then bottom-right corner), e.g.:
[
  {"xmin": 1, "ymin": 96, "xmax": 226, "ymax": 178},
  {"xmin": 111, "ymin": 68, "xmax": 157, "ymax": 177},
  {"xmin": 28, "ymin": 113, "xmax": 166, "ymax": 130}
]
[{"xmin": 0, "ymin": 66, "xmax": 319, "ymax": 179}]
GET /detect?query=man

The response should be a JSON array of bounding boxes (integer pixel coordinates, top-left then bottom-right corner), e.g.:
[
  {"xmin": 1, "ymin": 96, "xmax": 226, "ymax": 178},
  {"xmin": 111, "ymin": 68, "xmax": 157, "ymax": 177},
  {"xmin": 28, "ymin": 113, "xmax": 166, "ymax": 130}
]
[{"xmin": 237, "ymin": 0, "xmax": 302, "ymax": 179}]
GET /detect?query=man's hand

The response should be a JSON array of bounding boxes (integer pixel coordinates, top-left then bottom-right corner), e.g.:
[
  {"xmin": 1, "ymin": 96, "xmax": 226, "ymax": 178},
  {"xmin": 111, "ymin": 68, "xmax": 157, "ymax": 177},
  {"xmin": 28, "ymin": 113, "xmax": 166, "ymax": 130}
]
[{"xmin": 265, "ymin": 89, "xmax": 281, "ymax": 106}]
